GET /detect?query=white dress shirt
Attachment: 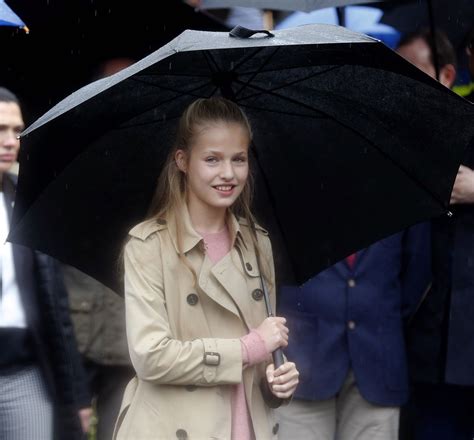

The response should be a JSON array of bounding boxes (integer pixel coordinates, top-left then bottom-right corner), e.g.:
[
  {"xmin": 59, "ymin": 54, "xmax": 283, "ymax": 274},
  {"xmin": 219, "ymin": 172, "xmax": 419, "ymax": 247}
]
[{"xmin": 0, "ymin": 192, "xmax": 26, "ymax": 328}]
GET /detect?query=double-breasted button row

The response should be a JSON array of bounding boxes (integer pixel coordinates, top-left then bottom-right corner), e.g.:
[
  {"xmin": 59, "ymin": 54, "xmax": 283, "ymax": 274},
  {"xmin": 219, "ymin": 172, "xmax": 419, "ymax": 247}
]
[{"xmin": 187, "ymin": 293, "xmax": 199, "ymax": 305}]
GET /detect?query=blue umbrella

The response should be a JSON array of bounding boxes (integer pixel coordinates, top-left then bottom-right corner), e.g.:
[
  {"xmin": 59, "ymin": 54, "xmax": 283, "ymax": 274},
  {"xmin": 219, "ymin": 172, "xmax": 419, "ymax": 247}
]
[
  {"xmin": 0, "ymin": 0, "xmax": 28, "ymax": 32},
  {"xmin": 275, "ymin": 6, "xmax": 401, "ymax": 48}
]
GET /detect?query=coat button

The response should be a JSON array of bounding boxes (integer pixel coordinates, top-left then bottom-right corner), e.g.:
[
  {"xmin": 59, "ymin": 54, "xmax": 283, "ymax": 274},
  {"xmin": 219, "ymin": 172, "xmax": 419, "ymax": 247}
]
[
  {"xmin": 156, "ymin": 218, "xmax": 166, "ymax": 225},
  {"xmin": 348, "ymin": 278, "xmax": 356, "ymax": 288},
  {"xmin": 348, "ymin": 320, "xmax": 356, "ymax": 330},
  {"xmin": 187, "ymin": 294, "xmax": 199, "ymax": 305},
  {"xmin": 245, "ymin": 262, "xmax": 253, "ymax": 271},
  {"xmin": 176, "ymin": 429, "xmax": 188, "ymax": 439},
  {"xmin": 185, "ymin": 385, "xmax": 197, "ymax": 392},
  {"xmin": 272, "ymin": 423, "xmax": 279, "ymax": 435},
  {"xmin": 252, "ymin": 289, "xmax": 264, "ymax": 301}
]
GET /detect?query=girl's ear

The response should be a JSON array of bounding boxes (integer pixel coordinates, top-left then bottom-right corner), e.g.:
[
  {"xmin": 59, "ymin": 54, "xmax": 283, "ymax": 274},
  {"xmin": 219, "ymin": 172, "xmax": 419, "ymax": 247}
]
[{"xmin": 175, "ymin": 150, "xmax": 187, "ymax": 173}]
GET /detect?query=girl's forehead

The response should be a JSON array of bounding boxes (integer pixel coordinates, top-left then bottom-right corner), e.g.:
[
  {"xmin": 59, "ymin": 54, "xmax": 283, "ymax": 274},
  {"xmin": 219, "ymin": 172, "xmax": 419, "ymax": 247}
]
[{"xmin": 190, "ymin": 122, "xmax": 250, "ymax": 151}]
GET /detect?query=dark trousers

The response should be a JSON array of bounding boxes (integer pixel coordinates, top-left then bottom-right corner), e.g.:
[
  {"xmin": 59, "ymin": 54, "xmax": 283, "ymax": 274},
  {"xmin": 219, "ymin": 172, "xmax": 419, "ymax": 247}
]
[
  {"xmin": 84, "ymin": 360, "xmax": 134, "ymax": 440},
  {"xmin": 400, "ymin": 383, "xmax": 474, "ymax": 440}
]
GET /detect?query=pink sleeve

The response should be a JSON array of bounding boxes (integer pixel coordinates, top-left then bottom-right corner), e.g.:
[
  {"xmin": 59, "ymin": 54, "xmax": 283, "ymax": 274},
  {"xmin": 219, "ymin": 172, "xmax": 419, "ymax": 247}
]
[{"xmin": 240, "ymin": 329, "xmax": 270, "ymax": 367}]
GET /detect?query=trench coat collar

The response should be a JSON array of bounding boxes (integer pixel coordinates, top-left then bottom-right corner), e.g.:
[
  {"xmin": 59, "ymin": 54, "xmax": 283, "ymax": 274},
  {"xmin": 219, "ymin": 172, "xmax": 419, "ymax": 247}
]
[{"xmin": 166, "ymin": 203, "xmax": 243, "ymax": 255}]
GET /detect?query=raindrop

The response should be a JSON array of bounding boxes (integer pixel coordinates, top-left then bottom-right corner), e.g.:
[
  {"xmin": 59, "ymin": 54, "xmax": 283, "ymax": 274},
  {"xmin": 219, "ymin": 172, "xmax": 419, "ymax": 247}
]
[
  {"xmin": 447, "ymin": 211, "xmax": 453, "ymax": 217},
  {"xmin": 169, "ymin": 62, "xmax": 172, "ymax": 70},
  {"xmin": 230, "ymin": 61, "xmax": 235, "ymax": 69}
]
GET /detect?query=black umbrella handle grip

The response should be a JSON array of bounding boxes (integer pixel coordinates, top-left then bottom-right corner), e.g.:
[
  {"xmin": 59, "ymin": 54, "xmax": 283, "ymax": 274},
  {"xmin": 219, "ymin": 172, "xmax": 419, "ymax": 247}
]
[
  {"xmin": 273, "ymin": 347, "xmax": 285, "ymax": 369},
  {"xmin": 229, "ymin": 25, "xmax": 274, "ymax": 39}
]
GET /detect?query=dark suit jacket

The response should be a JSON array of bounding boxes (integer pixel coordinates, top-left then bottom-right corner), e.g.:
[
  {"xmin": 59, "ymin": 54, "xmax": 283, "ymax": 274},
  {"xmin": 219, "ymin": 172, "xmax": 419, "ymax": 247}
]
[
  {"xmin": 3, "ymin": 173, "xmax": 90, "ymax": 437},
  {"xmin": 278, "ymin": 223, "xmax": 431, "ymax": 406},
  {"xmin": 408, "ymin": 138, "xmax": 474, "ymax": 386}
]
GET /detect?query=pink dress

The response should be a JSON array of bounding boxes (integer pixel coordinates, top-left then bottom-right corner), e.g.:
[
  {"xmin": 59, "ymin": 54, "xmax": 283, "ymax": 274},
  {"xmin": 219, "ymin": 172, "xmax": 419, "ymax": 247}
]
[{"xmin": 198, "ymin": 227, "xmax": 269, "ymax": 440}]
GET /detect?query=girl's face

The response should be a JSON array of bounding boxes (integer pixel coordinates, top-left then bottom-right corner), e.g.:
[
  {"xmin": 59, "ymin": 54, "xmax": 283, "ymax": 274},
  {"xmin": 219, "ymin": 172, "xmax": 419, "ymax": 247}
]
[{"xmin": 176, "ymin": 121, "xmax": 249, "ymax": 213}]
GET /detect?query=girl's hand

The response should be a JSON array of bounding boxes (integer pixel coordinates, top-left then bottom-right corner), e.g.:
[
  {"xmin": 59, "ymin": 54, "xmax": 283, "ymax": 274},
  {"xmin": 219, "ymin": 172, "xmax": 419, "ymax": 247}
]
[
  {"xmin": 255, "ymin": 317, "xmax": 289, "ymax": 353},
  {"xmin": 266, "ymin": 362, "xmax": 299, "ymax": 399}
]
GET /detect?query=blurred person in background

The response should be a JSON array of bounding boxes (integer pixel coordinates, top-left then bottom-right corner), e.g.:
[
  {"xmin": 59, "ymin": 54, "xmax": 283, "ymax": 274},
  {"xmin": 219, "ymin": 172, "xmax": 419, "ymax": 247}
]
[
  {"xmin": 0, "ymin": 86, "xmax": 91, "ymax": 440},
  {"xmin": 396, "ymin": 29, "xmax": 474, "ymax": 440},
  {"xmin": 276, "ymin": 226, "xmax": 430, "ymax": 440},
  {"xmin": 64, "ymin": 57, "xmax": 135, "ymax": 440}
]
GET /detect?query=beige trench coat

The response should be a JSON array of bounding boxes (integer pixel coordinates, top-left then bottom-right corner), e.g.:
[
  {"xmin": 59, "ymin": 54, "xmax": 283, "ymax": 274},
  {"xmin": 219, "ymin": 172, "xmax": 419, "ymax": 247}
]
[{"xmin": 114, "ymin": 205, "xmax": 280, "ymax": 440}]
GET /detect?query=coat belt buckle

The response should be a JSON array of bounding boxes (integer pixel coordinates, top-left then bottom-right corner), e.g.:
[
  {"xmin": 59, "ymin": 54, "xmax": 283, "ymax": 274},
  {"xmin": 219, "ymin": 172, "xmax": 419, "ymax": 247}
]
[{"xmin": 203, "ymin": 352, "xmax": 221, "ymax": 366}]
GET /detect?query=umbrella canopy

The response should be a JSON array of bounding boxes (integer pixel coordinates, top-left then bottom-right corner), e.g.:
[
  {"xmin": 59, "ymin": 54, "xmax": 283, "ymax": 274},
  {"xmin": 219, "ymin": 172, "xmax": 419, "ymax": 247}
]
[
  {"xmin": 11, "ymin": 24, "xmax": 474, "ymax": 293},
  {"xmin": 0, "ymin": 0, "xmax": 26, "ymax": 30}
]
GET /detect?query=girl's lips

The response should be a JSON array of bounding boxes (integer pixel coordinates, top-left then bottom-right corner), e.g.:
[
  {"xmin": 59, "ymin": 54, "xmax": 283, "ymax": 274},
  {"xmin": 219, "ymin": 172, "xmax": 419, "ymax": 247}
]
[
  {"xmin": 0, "ymin": 155, "xmax": 15, "ymax": 162},
  {"xmin": 213, "ymin": 185, "xmax": 236, "ymax": 196}
]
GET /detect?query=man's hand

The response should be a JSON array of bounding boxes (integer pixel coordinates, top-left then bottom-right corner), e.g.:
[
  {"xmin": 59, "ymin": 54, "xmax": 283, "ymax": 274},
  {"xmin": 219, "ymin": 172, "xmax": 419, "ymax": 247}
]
[
  {"xmin": 78, "ymin": 407, "xmax": 93, "ymax": 433},
  {"xmin": 450, "ymin": 165, "xmax": 474, "ymax": 205}
]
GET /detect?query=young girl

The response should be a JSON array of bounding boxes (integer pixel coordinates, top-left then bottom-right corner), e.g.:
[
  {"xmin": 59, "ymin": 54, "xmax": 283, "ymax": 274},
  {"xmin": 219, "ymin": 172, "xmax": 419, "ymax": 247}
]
[{"xmin": 114, "ymin": 97, "xmax": 299, "ymax": 440}]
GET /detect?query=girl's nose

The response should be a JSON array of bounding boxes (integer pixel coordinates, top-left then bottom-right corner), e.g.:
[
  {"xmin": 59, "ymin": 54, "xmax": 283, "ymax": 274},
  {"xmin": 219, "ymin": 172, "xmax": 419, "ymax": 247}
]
[{"xmin": 219, "ymin": 161, "xmax": 234, "ymax": 180}]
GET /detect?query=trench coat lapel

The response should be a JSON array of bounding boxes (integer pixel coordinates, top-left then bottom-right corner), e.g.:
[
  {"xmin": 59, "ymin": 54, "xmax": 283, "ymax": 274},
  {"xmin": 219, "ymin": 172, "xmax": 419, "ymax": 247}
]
[
  {"xmin": 197, "ymin": 252, "xmax": 241, "ymax": 320},
  {"xmin": 169, "ymin": 204, "xmax": 255, "ymax": 324},
  {"xmin": 210, "ymin": 250, "xmax": 254, "ymax": 330}
]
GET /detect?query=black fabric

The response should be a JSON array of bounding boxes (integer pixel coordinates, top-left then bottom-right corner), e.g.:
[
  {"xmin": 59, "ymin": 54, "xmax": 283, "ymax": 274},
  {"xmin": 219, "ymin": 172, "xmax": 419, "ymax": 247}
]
[
  {"xmin": 0, "ymin": 328, "xmax": 35, "ymax": 367},
  {"xmin": 407, "ymin": 91, "xmax": 474, "ymax": 386},
  {"xmin": 10, "ymin": 24, "xmax": 474, "ymax": 293}
]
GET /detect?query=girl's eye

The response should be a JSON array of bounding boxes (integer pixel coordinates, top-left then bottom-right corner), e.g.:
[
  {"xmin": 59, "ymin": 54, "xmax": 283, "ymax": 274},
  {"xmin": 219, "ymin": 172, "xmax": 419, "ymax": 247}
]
[
  {"xmin": 234, "ymin": 156, "xmax": 247, "ymax": 163},
  {"xmin": 205, "ymin": 157, "xmax": 218, "ymax": 163}
]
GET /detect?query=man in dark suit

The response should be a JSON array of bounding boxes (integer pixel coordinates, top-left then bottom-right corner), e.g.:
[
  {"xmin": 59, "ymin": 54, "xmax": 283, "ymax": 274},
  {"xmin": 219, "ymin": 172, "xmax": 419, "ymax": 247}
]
[
  {"xmin": 398, "ymin": 29, "xmax": 474, "ymax": 440},
  {"xmin": 0, "ymin": 87, "xmax": 91, "ymax": 440},
  {"xmin": 276, "ymin": 223, "xmax": 431, "ymax": 439}
]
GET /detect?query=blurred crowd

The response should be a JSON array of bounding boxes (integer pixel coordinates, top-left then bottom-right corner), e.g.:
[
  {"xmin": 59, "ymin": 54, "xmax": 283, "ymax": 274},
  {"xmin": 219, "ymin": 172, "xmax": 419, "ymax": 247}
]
[{"xmin": 1, "ymin": 3, "xmax": 474, "ymax": 440}]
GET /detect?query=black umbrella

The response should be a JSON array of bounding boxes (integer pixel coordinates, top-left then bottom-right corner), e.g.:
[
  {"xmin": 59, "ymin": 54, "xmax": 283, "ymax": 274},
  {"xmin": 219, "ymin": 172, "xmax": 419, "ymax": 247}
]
[{"xmin": 11, "ymin": 24, "xmax": 474, "ymax": 295}]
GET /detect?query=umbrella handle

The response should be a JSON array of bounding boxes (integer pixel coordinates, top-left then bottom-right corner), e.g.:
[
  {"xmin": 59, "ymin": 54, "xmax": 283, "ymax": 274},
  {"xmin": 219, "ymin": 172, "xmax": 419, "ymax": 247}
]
[
  {"xmin": 229, "ymin": 25, "xmax": 274, "ymax": 39},
  {"xmin": 260, "ymin": 275, "xmax": 285, "ymax": 369}
]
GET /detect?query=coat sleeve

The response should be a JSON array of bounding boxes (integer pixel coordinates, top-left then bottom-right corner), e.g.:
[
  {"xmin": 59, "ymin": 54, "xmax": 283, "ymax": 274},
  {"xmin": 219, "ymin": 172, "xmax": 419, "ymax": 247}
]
[
  {"xmin": 124, "ymin": 235, "xmax": 243, "ymax": 386},
  {"xmin": 400, "ymin": 221, "xmax": 432, "ymax": 321},
  {"xmin": 35, "ymin": 253, "xmax": 92, "ymax": 409}
]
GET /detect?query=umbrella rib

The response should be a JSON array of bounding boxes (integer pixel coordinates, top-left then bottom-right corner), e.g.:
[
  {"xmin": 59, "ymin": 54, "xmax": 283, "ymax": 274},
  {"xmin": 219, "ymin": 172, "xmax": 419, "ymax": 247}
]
[
  {"xmin": 235, "ymin": 80, "xmax": 449, "ymax": 211},
  {"xmin": 115, "ymin": 82, "xmax": 214, "ymax": 130},
  {"xmin": 130, "ymin": 77, "xmax": 212, "ymax": 100},
  {"xmin": 231, "ymin": 47, "xmax": 266, "ymax": 72},
  {"xmin": 203, "ymin": 50, "xmax": 221, "ymax": 74},
  {"xmin": 236, "ymin": 66, "xmax": 342, "ymax": 102},
  {"xmin": 234, "ymin": 47, "xmax": 281, "ymax": 100},
  {"xmin": 238, "ymin": 102, "xmax": 329, "ymax": 120},
  {"xmin": 140, "ymin": 72, "xmax": 211, "ymax": 78}
]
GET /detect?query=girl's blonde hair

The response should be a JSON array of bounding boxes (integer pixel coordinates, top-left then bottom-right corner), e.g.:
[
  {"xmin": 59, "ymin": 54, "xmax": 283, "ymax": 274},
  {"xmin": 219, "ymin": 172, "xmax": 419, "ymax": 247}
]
[{"xmin": 148, "ymin": 97, "xmax": 270, "ymax": 283}]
